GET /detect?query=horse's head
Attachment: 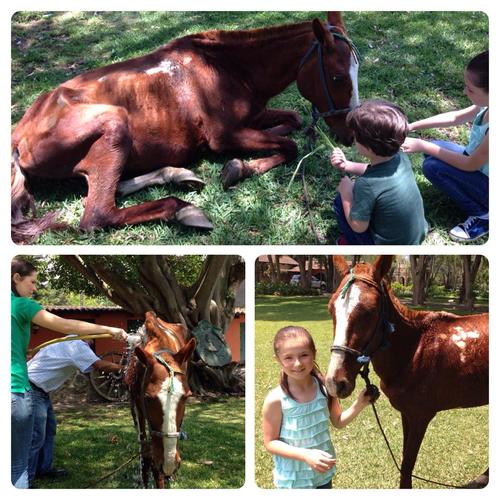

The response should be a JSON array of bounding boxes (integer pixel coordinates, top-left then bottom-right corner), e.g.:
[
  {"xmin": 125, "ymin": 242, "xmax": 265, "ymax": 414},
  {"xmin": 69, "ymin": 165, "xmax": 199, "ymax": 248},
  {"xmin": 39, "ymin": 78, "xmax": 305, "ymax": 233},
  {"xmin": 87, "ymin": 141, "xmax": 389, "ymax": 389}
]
[
  {"xmin": 297, "ymin": 12, "xmax": 359, "ymax": 146},
  {"xmin": 325, "ymin": 256, "xmax": 393, "ymax": 398},
  {"xmin": 135, "ymin": 312, "xmax": 196, "ymax": 479}
]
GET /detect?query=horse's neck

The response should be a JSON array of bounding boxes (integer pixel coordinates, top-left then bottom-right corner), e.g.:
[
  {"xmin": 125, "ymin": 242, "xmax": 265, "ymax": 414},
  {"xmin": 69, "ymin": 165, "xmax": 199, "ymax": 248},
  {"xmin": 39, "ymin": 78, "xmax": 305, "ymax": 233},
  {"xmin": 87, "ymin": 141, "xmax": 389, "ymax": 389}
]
[
  {"xmin": 371, "ymin": 287, "xmax": 427, "ymax": 382},
  {"xmin": 193, "ymin": 22, "xmax": 315, "ymax": 98}
]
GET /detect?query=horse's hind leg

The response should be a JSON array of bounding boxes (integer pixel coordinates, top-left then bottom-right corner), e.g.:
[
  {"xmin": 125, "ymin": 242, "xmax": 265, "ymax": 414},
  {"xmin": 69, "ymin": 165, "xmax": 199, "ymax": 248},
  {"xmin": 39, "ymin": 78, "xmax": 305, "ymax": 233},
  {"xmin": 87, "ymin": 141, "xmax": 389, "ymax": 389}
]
[
  {"xmin": 116, "ymin": 167, "xmax": 205, "ymax": 197},
  {"xmin": 74, "ymin": 115, "xmax": 212, "ymax": 230},
  {"xmin": 219, "ymin": 128, "xmax": 297, "ymax": 189}
]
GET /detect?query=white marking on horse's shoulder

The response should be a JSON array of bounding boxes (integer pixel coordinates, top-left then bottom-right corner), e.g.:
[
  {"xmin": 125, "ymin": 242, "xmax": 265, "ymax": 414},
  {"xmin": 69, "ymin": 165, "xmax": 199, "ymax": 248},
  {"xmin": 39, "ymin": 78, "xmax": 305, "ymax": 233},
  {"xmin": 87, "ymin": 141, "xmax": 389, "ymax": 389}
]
[{"xmin": 145, "ymin": 59, "xmax": 178, "ymax": 76}]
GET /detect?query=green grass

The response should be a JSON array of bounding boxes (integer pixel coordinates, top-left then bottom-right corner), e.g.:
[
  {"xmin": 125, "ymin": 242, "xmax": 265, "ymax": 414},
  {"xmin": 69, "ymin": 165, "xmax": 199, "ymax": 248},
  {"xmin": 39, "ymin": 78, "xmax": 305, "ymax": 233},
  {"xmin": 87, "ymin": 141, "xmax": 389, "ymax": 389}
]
[
  {"xmin": 33, "ymin": 397, "xmax": 245, "ymax": 489},
  {"xmin": 12, "ymin": 11, "xmax": 488, "ymax": 245},
  {"xmin": 255, "ymin": 296, "xmax": 488, "ymax": 488}
]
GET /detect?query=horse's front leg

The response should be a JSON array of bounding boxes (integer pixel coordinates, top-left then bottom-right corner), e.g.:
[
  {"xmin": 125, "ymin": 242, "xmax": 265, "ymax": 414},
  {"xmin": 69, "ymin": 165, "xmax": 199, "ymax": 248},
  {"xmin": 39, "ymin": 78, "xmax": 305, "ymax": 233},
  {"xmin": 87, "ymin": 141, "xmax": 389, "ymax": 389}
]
[
  {"xmin": 152, "ymin": 467, "xmax": 165, "ymax": 489},
  {"xmin": 250, "ymin": 109, "xmax": 302, "ymax": 136},
  {"xmin": 132, "ymin": 401, "xmax": 152, "ymax": 488},
  {"xmin": 399, "ymin": 413, "xmax": 434, "ymax": 488},
  {"xmin": 219, "ymin": 128, "xmax": 298, "ymax": 189}
]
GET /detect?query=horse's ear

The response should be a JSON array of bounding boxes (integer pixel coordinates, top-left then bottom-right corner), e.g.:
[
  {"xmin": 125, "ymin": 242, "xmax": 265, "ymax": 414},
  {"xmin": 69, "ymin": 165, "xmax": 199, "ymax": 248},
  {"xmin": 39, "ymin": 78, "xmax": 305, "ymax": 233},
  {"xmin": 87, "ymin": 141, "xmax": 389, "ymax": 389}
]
[
  {"xmin": 371, "ymin": 256, "xmax": 394, "ymax": 283},
  {"xmin": 174, "ymin": 338, "xmax": 197, "ymax": 366},
  {"xmin": 312, "ymin": 18, "xmax": 329, "ymax": 44},
  {"xmin": 332, "ymin": 256, "xmax": 350, "ymax": 277},
  {"xmin": 135, "ymin": 346, "xmax": 154, "ymax": 367},
  {"xmin": 327, "ymin": 12, "xmax": 345, "ymax": 30}
]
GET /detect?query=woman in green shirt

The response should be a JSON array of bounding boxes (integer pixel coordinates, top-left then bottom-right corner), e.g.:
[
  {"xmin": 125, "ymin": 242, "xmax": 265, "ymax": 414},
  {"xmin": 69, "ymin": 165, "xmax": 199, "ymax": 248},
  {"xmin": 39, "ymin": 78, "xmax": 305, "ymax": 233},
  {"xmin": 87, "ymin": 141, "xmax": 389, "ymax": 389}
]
[{"xmin": 11, "ymin": 257, "xmax": 127, "ymax": 488}]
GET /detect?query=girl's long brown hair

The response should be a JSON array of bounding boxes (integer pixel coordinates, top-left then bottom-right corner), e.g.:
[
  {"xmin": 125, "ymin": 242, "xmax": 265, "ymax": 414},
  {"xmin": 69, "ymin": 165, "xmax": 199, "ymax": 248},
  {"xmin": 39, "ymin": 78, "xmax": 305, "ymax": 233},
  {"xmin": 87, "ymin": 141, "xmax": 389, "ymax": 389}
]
[{"xmin": 273, "ymin": 326, "xmax": 329, "ymax": 401}]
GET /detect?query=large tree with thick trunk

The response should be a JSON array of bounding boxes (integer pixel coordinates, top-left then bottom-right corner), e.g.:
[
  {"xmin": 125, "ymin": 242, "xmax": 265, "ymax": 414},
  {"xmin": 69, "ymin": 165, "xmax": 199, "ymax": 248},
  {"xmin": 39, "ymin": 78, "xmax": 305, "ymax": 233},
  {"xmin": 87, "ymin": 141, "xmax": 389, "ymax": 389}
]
[{"xmin": 46, "ymin": 255, "xmax": 245, "ymax": 395}]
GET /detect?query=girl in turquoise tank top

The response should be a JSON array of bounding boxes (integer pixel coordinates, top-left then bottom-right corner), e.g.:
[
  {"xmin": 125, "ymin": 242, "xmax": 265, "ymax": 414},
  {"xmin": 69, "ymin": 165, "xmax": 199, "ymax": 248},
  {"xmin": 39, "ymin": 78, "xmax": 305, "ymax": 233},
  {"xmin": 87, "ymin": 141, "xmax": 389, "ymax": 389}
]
[
  {"xmin": 401, "ymin": 50, "xmax": 489, "ymax": 242},
  {"xmin": 262, "ymin": 326, "xmax": 376, "ymax": 488}
]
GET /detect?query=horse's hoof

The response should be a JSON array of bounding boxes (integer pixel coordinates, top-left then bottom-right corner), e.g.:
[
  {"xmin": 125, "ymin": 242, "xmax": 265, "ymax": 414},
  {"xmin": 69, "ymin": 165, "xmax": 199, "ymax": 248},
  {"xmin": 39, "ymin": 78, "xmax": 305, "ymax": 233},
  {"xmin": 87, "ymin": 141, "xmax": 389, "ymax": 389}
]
[
  {"xmin": 221, "ymin": 159, "xmax": 246, "ymax": 190},
  {"xmin": 175, "ymin": 205, "xmax": 213, "ymax": 230},
  {"xmin": 460, "ymin": 474, "xmax": 489, "ymax": 489},
  {"xmin": 171, "ymin": 169, "xmax": 206, "ymax": 191}
]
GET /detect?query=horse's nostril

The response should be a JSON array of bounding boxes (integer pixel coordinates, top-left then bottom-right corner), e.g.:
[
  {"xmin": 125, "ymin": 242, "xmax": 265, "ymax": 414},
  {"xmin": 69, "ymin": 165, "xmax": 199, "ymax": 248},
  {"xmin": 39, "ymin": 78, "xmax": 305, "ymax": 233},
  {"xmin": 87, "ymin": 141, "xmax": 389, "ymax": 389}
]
[{"xmin": 337, "ymin": 380, "xmax": 349, "ymax": 398}]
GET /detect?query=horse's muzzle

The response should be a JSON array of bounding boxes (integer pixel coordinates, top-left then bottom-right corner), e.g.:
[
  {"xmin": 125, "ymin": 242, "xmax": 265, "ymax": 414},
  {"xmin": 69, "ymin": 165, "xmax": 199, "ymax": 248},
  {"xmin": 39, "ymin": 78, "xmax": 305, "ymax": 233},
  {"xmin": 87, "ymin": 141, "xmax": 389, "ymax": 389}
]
[{"xmin": 326, "ymin": 376, "xmax": 355, "ymax": 399}]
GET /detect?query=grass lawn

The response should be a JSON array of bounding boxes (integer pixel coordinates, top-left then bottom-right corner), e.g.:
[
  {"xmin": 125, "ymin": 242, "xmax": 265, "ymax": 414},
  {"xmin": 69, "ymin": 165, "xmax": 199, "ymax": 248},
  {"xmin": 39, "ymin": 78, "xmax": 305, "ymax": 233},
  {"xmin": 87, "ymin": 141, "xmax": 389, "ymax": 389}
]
[
  {"xmin": 255, "ymin": 295, "xmax": 488, "ymax": 489},
  {"xmin": 33, "ymin": 397, "xmax": 245, "ymax": 489},
  {"xmin": 11, "ymin": 11, "xmax": 488, "ymax": 245}
]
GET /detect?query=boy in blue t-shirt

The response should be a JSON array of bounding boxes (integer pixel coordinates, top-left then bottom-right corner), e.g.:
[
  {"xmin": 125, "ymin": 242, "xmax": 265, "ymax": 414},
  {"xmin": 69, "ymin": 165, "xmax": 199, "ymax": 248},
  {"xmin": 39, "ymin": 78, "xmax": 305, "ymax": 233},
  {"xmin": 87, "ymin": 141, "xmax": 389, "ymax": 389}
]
[{"xmin": 331, "ymin": 99, "xmax": 428, "ymax": 245}]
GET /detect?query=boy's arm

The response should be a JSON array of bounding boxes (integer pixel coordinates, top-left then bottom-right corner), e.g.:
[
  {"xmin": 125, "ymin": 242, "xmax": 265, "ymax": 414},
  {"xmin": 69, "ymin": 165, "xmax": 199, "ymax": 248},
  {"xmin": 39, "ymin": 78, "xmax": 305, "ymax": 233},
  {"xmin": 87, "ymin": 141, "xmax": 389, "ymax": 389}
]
[
  {"xmin": 330, "ymin": 148, "xmax": 368, "ymax": 176},
  {"xmin": 409, "ymin": 105, "xmax": 480, "ymax": 131},
  {"xmin": 338, "ymin": 178, "xmax": 370, "ymax": 233}
]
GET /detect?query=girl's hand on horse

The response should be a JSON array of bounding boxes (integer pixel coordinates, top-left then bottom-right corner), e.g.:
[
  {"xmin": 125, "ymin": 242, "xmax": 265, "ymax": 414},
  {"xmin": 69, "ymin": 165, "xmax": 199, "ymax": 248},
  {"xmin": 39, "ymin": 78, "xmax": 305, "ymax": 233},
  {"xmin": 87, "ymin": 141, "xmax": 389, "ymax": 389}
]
[
  {"xmin": 330, "ymin": 148, "xmax": 347, "ymax": 172},
  {"xmin": 302, "ymin": 449, "xmax": 336, "ymax": 473},
  {"xmin": 401, "ymin": 137, "xmax": 426, "ymax": 154},
  {"xmin": 359, "ymin": 385, "xmax": 380, "ymax": 405}
]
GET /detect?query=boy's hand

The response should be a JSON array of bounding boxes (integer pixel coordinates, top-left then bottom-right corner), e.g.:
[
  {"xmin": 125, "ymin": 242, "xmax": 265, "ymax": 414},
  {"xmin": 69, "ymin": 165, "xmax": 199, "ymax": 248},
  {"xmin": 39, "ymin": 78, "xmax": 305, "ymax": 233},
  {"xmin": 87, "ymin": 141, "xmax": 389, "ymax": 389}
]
[
  {"xmin": 330, "ymin": 148, "xmax": 348, "ymax": 172},
  {"xmin": 302, "ymin": 449, "xmax": 337, "ymax": 473}
]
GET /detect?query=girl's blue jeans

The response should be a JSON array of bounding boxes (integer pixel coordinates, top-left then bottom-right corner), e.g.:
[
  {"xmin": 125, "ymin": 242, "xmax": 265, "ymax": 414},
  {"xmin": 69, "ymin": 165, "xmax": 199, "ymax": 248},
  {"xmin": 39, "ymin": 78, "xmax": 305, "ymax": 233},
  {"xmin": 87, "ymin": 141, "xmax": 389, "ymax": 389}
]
[
  {"xmin": 11, "ymin": 391, "xmax": 34, "ymax": 488},
  {"xmin": 422, "ymin": 141, "xmax": 488, "ymax": 216},
  {"xmin": 332, "ymin": 194, "xmax": 375, "ymax": 244}
]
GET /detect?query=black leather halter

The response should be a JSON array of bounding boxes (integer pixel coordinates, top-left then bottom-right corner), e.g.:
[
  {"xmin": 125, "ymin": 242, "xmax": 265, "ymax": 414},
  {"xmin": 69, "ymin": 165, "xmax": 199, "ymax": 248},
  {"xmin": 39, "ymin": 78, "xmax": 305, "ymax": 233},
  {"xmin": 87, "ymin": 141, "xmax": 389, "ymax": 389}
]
[
  {"xmin": 298, "ymin": 23, "xmax": 360, "ymax": 124},
  {"xmin": 330, "ymin": 271, "xmax": 394, "ymax": 382}
]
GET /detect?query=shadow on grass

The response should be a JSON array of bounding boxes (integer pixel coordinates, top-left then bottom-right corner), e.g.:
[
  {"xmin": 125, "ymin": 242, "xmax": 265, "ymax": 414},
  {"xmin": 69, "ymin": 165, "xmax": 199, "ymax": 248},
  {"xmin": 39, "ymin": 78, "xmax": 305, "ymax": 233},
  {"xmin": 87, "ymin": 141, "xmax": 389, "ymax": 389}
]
[{"xmin": 38, "ymin": 398, "xmax": 244, "ymax": 489}]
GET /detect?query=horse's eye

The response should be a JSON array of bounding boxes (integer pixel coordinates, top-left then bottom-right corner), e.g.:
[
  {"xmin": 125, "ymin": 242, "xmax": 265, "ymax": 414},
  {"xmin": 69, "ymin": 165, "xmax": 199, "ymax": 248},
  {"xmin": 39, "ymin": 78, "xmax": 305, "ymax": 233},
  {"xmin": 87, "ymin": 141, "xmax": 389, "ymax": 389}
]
[{"xmin": 332, "ymin": 75, "xmax": 346, "ymax": 82}]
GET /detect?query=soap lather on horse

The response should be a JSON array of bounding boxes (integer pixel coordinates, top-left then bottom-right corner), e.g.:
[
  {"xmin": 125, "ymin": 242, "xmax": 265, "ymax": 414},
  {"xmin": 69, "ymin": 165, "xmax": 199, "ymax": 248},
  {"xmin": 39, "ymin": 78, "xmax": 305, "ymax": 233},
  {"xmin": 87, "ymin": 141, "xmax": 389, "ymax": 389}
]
[{"xmin": 11, "ymin": 12, "xmax": 359, "ymax": 243}]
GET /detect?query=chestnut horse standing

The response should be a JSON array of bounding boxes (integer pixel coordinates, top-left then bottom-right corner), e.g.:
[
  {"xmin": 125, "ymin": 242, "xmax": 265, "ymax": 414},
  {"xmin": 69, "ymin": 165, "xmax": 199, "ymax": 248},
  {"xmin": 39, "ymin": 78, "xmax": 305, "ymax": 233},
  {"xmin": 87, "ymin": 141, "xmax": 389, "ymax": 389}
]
[
  {"xmin": 325, "ymin": 256, "xmax": 488, "ymax": 488},
  {"xmin": 11, "ymin": 12, "xmax": 358, "ymax": 242},
  {"xmin": 124, "ymin": 311, "xmax": 196, "ymax": 488}
]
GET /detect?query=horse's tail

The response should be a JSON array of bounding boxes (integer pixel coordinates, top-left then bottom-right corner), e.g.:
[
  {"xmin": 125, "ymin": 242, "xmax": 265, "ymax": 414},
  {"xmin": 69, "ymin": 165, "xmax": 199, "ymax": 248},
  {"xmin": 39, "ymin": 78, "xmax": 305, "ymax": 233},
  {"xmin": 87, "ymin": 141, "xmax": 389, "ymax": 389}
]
[{"xmin": 11, "ymin": 147, "xmax": 64, "ymax": 244}]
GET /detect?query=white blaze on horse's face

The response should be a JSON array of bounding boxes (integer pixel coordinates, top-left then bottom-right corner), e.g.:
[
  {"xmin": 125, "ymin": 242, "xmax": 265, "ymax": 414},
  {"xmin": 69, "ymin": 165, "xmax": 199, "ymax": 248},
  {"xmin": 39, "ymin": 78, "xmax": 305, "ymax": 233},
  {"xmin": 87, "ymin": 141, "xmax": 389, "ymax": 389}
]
[
  {"xmin": 157, "ymin": 376, "xmax": 185, "ymax": 476},
  {"xmin": 326, "ymin": 284, "xmax": 362, "ymax": 395},
  {"xmin": 348, "ymin": 53, "xmax": 360, "ymax": 109}
]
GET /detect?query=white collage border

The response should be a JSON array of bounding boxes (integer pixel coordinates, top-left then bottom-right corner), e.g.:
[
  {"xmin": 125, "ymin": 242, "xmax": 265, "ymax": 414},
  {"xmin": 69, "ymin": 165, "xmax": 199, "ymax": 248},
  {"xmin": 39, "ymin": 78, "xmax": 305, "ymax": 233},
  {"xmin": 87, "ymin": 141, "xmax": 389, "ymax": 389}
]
[{"xmin": 2, "ymin": 1, "xmax": 497, "ymax": 498}]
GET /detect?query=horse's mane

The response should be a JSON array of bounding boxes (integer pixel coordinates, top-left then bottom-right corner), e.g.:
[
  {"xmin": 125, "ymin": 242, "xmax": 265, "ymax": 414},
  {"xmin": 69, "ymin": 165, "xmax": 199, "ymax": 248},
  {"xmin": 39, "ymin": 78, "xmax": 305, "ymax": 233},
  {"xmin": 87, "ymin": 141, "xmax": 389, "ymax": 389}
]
[
  {"xmin": 185, "ymin": 21, "xmax": 314, "ymax": 49},
  {"xmin": 384, "ymin": 280, "xmax": 461, "ymax": 327}
]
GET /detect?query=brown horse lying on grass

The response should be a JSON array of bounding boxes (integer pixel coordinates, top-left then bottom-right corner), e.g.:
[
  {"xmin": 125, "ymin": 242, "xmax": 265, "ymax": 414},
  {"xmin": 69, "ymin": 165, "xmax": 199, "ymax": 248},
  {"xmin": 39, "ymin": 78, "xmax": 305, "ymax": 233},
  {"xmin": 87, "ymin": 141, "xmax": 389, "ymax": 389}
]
[
  {"xmin": 11, "ymin": 12, "xmax": 359, "ymax": 243},
  {"xmin": 326, "ymin": 256, "xmax": 488, "ymax": 488}
]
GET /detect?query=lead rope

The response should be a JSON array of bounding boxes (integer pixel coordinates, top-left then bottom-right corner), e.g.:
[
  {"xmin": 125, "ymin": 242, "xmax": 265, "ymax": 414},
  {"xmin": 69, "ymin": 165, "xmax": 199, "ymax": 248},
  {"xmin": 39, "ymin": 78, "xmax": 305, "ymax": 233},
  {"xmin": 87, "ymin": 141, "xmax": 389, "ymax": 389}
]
[{"xmin": 359, "ymin": 366, "xmax": 463, "ymax": 488}]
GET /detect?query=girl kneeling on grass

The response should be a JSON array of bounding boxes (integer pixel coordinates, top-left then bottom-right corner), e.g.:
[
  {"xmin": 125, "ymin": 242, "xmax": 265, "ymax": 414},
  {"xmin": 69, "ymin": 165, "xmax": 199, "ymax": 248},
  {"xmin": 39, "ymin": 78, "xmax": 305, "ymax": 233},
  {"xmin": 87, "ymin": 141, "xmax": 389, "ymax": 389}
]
[
  {"xmin": 262, "ymin": 326, "xmax": 376, "ymax": 489},
  {"xmin": 402, "ymin": 50, "xmax": 489, "ymax": 242}
]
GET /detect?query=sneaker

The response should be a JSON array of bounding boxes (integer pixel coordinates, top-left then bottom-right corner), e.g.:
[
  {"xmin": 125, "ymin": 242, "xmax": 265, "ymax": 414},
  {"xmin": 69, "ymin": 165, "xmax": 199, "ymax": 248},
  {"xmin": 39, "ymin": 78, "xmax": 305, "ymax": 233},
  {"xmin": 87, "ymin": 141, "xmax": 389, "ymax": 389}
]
[
  {"xmin": 449, "ymin": 216, "xmax": 489, "ymax": 242},
  {"xmin": 336, "ymin": 234, "xmax": 349, "ymax": 245}
]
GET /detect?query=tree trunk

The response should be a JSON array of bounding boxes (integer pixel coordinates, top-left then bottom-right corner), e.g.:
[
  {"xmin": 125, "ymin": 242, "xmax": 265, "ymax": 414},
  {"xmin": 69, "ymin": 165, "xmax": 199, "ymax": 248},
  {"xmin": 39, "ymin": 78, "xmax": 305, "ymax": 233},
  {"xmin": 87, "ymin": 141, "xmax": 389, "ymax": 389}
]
[
  {"xmin": 61, "ymin": 255, "xmax": 245, "ymax": 395},
  {"xmin": 460, "ymin": 255, "xmax": 482, "ymax": 310},
  {"xmin": 410, "ymin": 256, "xmax": 434, "ymax": 305}
]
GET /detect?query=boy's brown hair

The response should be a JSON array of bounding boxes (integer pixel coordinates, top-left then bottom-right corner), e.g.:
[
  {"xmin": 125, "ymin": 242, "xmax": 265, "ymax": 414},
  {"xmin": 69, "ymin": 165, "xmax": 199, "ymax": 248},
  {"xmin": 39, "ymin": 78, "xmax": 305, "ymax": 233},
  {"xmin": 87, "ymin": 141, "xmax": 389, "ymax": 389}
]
[{"xmin": 346, "ymin": 99, "xmax": 409, "ymax": 157}]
